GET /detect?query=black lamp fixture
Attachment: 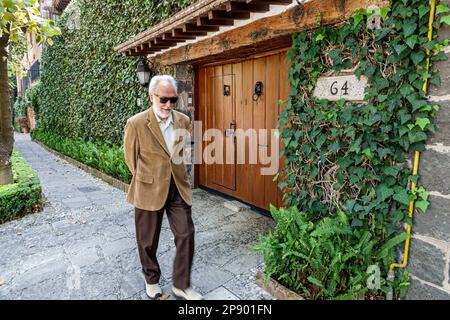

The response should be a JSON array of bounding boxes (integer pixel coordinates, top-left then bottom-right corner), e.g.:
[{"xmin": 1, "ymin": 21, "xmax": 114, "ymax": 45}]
[{"xmin": 136, "ymin": 58, "xmax": 151, "ymax": 87}]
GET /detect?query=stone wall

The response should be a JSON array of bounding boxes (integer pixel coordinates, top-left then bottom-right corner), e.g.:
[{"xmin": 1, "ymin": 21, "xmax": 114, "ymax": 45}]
[{"xmin": 406, "ymin": 0, "xmax": 450, "ymax": 300}]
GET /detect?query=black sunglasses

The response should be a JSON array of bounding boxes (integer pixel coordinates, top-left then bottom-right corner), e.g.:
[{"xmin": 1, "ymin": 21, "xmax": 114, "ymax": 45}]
[{"xmin": 154, "ymin": 93, "xmax": 178, "ymax": 104}]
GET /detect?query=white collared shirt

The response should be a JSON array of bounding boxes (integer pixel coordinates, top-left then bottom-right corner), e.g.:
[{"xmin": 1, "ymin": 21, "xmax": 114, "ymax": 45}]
[{"xmin": 153, "ymin": 107, "xmax": 174, "ymax": 154}]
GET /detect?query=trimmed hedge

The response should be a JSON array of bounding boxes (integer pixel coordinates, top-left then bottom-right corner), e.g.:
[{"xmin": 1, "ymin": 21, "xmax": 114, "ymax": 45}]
[
  {"xmin": 31, "ymin": 128, "xmax": 132, "ymax": 183},
  {"xmin": 0, "ymin": 150, "xmax": 43, "ymax": 224}
]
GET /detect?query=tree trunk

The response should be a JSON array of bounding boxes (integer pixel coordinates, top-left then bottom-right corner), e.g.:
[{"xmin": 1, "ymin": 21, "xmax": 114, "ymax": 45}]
[{"xmin": 0, "ymin": 33, "xmax": 14, "ymax": 185}]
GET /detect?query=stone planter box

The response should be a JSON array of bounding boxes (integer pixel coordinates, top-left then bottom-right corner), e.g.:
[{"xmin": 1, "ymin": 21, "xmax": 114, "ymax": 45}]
[{"xmin": 255, "ymin": 271, "xmax": 304, "ymax": 300}]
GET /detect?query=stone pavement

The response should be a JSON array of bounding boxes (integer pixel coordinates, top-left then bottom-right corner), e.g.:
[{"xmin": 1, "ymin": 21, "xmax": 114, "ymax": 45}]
[{"xmin": 0, "ymin": 133, "xmax": 275, "ymax": 300}]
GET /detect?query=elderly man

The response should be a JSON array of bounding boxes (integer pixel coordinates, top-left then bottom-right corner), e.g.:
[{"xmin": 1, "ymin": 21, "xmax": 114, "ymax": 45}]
[{"xmin": 123, "ymin": 75, "xmax": 202, "ymax": 300}]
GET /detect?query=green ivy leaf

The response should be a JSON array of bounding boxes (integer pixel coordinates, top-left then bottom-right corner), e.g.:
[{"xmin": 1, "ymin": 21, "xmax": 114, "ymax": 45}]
[
  {"xmin": 436, "ymin": 5, "xmax": 450, "ymax": 15},
  {"xmin": 315, "ymin": 34, "xmax": 325, "ymax": 41},
  {"xmin": 394, "ymin": 44, "xmax": 407, "ymax": 55},
  {"xmin": 403, "ymin": 21, "xmax": 417, "ymax": 37},
  {"xmin": 408, "ymin": 130, "xmax": 428, "ymax": 143},
  {"xmin": 440, "ymin": 15, "xmax": 450, "ymax": 26},
  {"xmin": 415, "ymin": 200, "xmax": 429, "ymax": 213},
  {"xmin": 411, "ymin": 51, "xmax": 426, "ymax": 65},
  {"xmin": 418, "ymin": 5, "xmax": 430, "ymax": 19},
  {"xmin": 415, "ymin": 118, "xmax": 430, "ymax": 130},
  {"xmin": 405, "ymin": 35, "xmax": 418, "ymax": 49},
  {"xmin": 393, "ymin": 189, "xmax": 410, "ymax": 206},
  {"xmin": 380, "ymin": 7, "xmax": 391, "ymax": 20},
  {"xmin": 378, "ymin": 184, "xmax": 394, "ymax": 201}
]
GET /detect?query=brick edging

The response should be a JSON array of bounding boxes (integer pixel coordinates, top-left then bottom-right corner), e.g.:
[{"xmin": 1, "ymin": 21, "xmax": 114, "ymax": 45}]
[
  {"xmin": 255, "ymin": 271, "xmax": 304, "ymax": 300},
  {"xmin": 32, "ymin": 138, "xmax": 130, "ymax": 193}
]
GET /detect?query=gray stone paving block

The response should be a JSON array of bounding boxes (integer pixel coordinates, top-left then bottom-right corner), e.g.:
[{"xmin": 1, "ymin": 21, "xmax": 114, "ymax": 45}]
[
  {"xmin": 222, "ymin": 249, "xmax": 263, "ymax": 276},
  {"xmin": 60, "ymin": 202, "xmax": 92, "ymax": 210},
  {"xmin": 419, "ymin": 150, "xmax": 450, "ymax": 195},
  {"xmin": 0, "ymin": 237, "xmax": 27, "ymax": 267},
  {"xmin": 406, "ymin": 278, "xmax": 450, "ymax": 300},
  {"xmin": 16, "ymin": 274, "xmax": 85, "ymax": 300},
  {"xmin": 115, "ymin": 248, "xmax": 141, "ymax": 273},
  {"xmin": 79, "ymin": 261, "xmax": 122, "ymax": 298},
  {"xmin": 408, "ymin": 237, "xmax": 446, "ymax": 286},
  {"xmin": 414, "ymin": 196, "xmax": 450, "ymax": 242},
  {"xmin": 67, "ymin": 247, "xmax": 100, "ymax": 268},
  {"xmin": 118, "ymin": 269, "xmax": 145, "ymax": 299},
  {"xmin": 101, "ymin": 238, "xmax": 136, "ymax": 257},
  {"xmin": 190, "ymin": 263, "xmax": 235, "ymax": 293},
  {"xmin": 196, "ymin": 241, "xmax": 251, "ymax": 268},
  {"xmin": 13, "ymin": 257, "xmax": 69, "ymax": 291},
  {"xmin": 223, "ymin": 269, "xmax": 272, "ymax": 300},
  {"xmin": 204, "ymin": 286, "xmax": 240, "ymax": 300}
]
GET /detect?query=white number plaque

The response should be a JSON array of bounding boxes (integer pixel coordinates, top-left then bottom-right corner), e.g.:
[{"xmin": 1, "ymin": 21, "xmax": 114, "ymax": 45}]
[{"xmin": 313, "ymin": 75, "xmax": 368, "ymax": 101}]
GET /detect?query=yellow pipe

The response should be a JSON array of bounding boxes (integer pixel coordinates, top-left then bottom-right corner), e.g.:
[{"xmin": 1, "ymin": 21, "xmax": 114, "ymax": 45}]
[{"xmin": 388, "ymin": 0, "xmax": 436, "ymax": 292}]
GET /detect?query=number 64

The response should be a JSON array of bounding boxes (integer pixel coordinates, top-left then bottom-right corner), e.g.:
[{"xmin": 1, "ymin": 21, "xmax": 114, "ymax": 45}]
[{"xmin": 330, "ymin": 81, "xmax": 349, "ymax": 95}]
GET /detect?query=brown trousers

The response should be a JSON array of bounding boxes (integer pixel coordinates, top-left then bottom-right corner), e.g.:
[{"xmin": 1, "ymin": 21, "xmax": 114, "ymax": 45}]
[{"xmin": 135, "ymin": 177, "xmax": 195, "ymax": 290}]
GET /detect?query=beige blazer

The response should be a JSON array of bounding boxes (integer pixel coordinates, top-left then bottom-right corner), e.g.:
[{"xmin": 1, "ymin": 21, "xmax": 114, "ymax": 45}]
[{"xmin": 123, "ymin": 108, "xmax": 192, "ymax": 211}]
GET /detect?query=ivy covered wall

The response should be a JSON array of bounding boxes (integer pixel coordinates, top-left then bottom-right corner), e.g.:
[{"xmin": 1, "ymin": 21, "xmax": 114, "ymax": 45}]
[{"xmin": 39, "ymin": 0, "xmax": 193, "ymax": 145}]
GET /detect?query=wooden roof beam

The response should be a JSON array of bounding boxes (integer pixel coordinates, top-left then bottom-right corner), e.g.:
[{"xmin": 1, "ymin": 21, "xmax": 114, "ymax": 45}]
[
  {"xmin": 126, "ymin": 49, "xmax": 147, "ymax": 56},
  {"xmin": 149, "ymin": 43, "xmax": 173, "ymax": 50},
  {"xmin": 183, "ymin": 23, "xmax": 220, "ymax": 33},
  {"xmin": 247, "ymin": 0, "xmax": 292, "ymax": 4},
  {"xmin": 208, "ymin": 10, "xmax": 251, "ymax": 20},
  {"xmin": 197, "ymin": 16, "xmax": 234, "ymax": 26},
  {"xmin": 173, "ymin": 28, "xmax": 208, "ymax": 37},
  {"xmin": 225, "ymin": 1, "xmax": 270, "ymax": 13},
  {"xmin": 135, "ymin": 43, "xmax": 158, "ymax": 54},
  {"xmin": 163, "ymin": 32, "xmax": 196, "ymax": 41},
  {"xmin": 154, "ymin": 37, "xmax": 182, "ymax": 46}
]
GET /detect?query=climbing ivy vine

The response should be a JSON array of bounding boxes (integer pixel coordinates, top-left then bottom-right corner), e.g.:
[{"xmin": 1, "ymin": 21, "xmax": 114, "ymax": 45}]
[
  {"xmin": 274, "ymin": 0, "xmax": 449, "ymax": 297},
  {"xmin": 38, "ymin": 0, "xmax": 193, "ymax": 145}
]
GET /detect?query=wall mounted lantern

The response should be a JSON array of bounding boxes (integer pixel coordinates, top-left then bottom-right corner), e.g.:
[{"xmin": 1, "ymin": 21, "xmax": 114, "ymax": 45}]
[{"xmin": 136, "ymin": 58, "xmax": 151, "ymax": 87}]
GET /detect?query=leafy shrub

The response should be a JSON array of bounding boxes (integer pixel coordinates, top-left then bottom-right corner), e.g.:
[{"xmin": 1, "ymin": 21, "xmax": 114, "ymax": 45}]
[
  {"xmin": 31, "ymin": 128, "xmax": 132, "ymax": 183},
  {"xmin": 255, "ymin": 206, "xmax": 406, "ymax": 299},
  {"xmin": 0, "ymin": 150, "xmax": 43, "ymax": 224}
]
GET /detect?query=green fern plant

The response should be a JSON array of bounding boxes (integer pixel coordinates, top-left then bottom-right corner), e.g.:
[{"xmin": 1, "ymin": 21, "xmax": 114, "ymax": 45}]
[{"xmin": 255, "ymin": 206, "xmax": 386, "ymax": 299}]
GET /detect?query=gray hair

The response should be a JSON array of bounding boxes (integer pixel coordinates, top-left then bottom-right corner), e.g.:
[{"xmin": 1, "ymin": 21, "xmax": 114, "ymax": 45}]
[{"xmin": 148, "ymin": 75, "xmax": 178, "ymax": 95}]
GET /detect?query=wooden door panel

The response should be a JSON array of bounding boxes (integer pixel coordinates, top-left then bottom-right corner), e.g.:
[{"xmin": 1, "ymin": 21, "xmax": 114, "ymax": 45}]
[
  {"xmin": 264, "ymin": 53, "xmax": 280, "ymax": 210},
  {"xmin": 205, "ymin": 66, "xmax": 215, "ymax": 189},
  {"xmin": 252, "ymin": 56, "xmax": 266, "ymax": 208},
  {"xmin": 222, "ymin": 72, "xmax": 236, "ymax": 190},
  {"xmin": 241, "ymin": 59, "xmax": 254, "ymax": 204},
  {"xmin": 198, "ymin": 50, "xmax": 288, "ymax": 211},
  {"xmin": 198, "ymin": 67, "xmax": 206, "ymax": 186}
]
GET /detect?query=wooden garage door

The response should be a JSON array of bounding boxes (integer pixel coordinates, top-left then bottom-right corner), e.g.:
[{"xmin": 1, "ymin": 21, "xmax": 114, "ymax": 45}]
[{"xmin": 197, "ymin": 51, "xmax": 289, "ymax": 210}]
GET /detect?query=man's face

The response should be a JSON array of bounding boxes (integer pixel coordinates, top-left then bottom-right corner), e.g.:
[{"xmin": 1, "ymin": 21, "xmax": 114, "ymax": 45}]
[{"xmin": 150, "ymin": 82, "xmax": 178, "ymax": 120}]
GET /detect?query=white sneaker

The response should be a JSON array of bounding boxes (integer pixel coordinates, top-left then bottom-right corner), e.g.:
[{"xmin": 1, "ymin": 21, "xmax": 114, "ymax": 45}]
[
  {"xmin": 145, "ymin": 282, "xmax": 162, "ymax": 299},
  {"xmin": 172, "ymin": 286, "xmax": 204, "ymax": 300}
]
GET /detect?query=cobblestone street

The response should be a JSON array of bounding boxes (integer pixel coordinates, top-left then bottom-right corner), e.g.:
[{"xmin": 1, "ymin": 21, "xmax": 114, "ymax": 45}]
[{"xmin": 0, "ymin": 133, "xmax": 274, "ymax": 300}]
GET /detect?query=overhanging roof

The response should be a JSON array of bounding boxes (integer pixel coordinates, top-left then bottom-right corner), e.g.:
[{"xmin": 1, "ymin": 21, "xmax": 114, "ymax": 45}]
[
  {"xmin": 115, "ymin": 0, "xmax": 389, "ymax": 65},
  {"xmin": 114, "ymin": 0, "xmax": 293, "ymax": 57}
]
